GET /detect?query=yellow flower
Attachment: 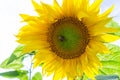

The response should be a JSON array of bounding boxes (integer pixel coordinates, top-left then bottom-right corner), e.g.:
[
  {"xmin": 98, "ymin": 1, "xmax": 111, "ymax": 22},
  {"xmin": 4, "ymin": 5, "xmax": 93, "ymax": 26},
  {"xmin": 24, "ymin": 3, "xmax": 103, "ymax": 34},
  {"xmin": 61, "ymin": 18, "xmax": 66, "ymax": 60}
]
[{"xmin": 17, "ymin": 0, "xmax": 119, "ymax": 79}]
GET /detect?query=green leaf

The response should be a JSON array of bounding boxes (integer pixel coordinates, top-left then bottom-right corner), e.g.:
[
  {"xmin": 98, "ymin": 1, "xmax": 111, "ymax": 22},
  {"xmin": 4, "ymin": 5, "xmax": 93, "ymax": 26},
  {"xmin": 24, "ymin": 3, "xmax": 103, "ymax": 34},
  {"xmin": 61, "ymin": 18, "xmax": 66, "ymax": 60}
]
[
  {"xmin": 0, "ymin": 70, "xmax": 28, "ymax": 78},
  {"xmin": 0, "ymin": 71, "xmax": 19, "ymax": 78},
  {"xmin": 106, "ymin": 20, "xmax": 120, "ymax": 28},
  {"xmin": 106, "ymin": 20, "xmax": 120, "ymax": 36},
  {"xmin": 7, "ymin": 45, "xmax": 25, "ymax": 65},
  {"xmin": 0, "ymin": 45, "xmax": 25, "ymax": 69},
  {"xmin": 32, "ymin": 72, "xmax": 42, "ymax": 80},
  {"xmin": 18, "ymin": 75, "xmax": 28, "ymax": 80},
  {"xmin": 17, "ymin": 70, "xmax": 28, "ymax": 80},
  {"xmin": 17, "ymin": 70, "xmax": 28, "ymax": 77},
  {"xmin": 98, "ymin": 44, "xmax": 120, "ymax": 77},
  {"xmin": 96, "ymin": 75, "xmax": 119, "ymax": 80},
  {"xmin": 0, "ymin": 57, "xmax": 24, "ymax": 69}
]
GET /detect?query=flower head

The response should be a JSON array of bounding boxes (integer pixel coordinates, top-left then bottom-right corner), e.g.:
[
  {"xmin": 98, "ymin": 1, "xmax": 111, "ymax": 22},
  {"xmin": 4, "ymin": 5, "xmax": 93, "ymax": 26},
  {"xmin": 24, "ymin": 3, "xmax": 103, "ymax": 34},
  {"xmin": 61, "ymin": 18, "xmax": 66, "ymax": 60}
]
[{"xmin": 17, "ymin": 0, "xmax": 119, "ymax": 79}]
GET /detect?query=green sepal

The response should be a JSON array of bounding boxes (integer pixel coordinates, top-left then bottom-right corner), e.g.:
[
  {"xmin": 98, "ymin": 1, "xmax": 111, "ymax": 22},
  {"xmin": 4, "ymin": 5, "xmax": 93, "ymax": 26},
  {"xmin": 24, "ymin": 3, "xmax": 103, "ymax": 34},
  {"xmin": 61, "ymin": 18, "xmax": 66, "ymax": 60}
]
[{"xmin": 32, "ymin": 72, "xmax": 42, "ymax": 80}]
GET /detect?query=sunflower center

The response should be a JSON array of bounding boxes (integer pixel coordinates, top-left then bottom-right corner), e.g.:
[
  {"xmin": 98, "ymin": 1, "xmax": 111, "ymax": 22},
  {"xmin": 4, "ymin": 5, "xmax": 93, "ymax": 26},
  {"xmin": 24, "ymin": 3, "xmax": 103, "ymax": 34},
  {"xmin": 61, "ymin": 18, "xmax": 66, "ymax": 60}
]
[{"xmin": 48, "ymin": 17, "xmax": 89, "ymax": 59}]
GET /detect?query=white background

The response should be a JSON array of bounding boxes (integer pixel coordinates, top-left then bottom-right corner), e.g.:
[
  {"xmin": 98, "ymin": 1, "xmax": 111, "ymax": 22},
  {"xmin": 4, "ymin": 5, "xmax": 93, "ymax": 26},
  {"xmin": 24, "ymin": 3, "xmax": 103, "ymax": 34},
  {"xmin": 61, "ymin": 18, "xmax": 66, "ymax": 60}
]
[{"xmin": 0, "ymin": 0, "xmax": 120, "ymax": 80}]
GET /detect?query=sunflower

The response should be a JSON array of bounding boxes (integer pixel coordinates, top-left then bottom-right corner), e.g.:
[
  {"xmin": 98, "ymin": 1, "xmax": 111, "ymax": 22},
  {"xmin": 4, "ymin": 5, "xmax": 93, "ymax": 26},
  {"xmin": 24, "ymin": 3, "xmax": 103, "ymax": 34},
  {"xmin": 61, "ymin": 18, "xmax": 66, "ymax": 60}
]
[{"xmin": 17, "ymin": 0, "xmax": 120, "ymax": 79}]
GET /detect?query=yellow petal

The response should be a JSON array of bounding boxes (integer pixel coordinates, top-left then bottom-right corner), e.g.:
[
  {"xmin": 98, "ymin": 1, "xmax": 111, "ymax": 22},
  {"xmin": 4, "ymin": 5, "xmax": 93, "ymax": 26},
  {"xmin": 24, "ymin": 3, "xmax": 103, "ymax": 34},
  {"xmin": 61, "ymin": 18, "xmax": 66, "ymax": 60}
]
[
  {"xmin": 77, "ymin": 11, "xmax": 89, "ymax": 19},
  {"xmin": 32, "ymin": 0, "xmax": 43, "ymax": 15},
  {"xmin": 99, "ymin": 5, "xmax": 114, "ymax": 18},
  {"xmin": 53, "ymin": 67, "xmax": 65, "ymax": 80},
  {"xmin": 88, "ymin": 17, "xmax": 112, "ymax": 28},
  {"xmin": 101, "ymin": 34, "xmax": 120, "ymax": 42},
  {"xmin": 20, "ymin": 14, "xmax": 38, "ymax": 21},
  {"xmin": 67, "ymin": 77, "xmax": 74, "ymax": 80},
  {"xmin": 53, "ymin": 0, "xmax": 63, "ymax": 15},
  {"xmin": 89, "ymin": 39, "xmax": 110, "ymax": 53},
  {"xmin": 20, "ymin": 14, "xmax": 43, "ymax": 27},
  {"xmin": 40, "ymin": 2, "xmax": 62, "ymax": 21},
  {"xmin": 89, "ymin": 0, "xmax": 103, "ymax": 13},
  {"xmin": 32, "ymin": 0, "xmax": 40, "ymax": 9},
  {"xmin": 89, "ymin": 27, "xmax": 118, "ymax": 36},
  {"xmin": 62, "ymin": 0, "xmax": 76, "ymax": 16},
  {"xmin": 81, "ymin": 0, "xmax": 89, "ymax": 11}
]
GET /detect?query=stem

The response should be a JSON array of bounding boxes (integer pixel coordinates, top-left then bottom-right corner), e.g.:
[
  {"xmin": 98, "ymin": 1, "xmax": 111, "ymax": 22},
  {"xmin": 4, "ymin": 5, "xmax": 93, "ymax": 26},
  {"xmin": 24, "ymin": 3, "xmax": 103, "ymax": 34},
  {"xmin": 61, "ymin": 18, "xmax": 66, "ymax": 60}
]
[{"xmin": 28, "ymin": 55, "xmax": 33, "ymax": 80}]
